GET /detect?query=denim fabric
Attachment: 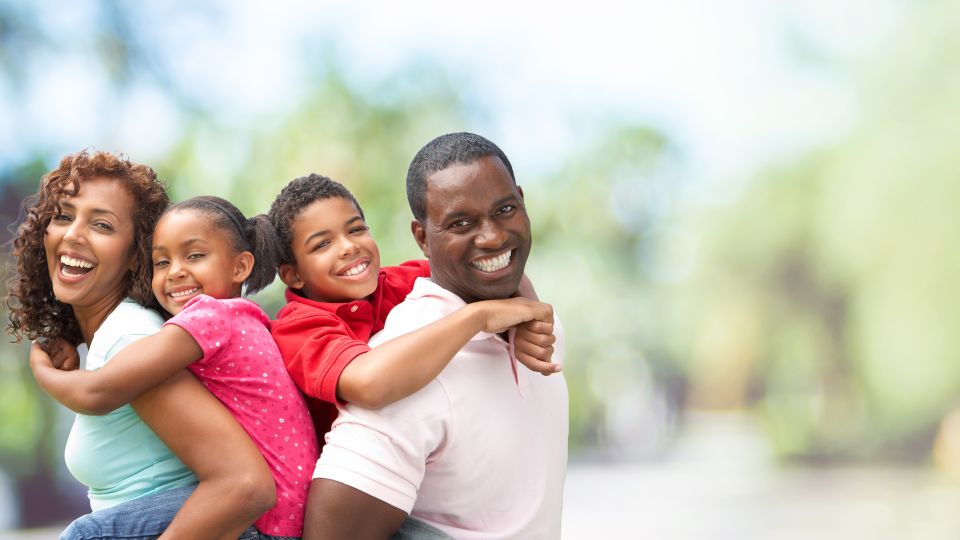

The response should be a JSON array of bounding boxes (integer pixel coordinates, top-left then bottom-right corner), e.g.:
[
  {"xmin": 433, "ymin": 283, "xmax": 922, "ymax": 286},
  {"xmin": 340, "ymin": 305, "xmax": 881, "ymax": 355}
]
[
  {"xmin": 237, "ymin": 526, "xmax": 300, "ymax": 540},
  {"xmin": 58, "ymin": 485, "xmax": 196, "ymax": 540},
  {"xmin": 390, "ymin": 517, "xmax": 454, "ymax": 540}
]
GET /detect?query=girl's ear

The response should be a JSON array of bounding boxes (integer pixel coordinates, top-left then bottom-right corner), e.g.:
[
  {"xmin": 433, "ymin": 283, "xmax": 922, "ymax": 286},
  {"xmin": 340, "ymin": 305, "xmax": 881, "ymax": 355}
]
[
  {"xmin": 278, "ymin": 263, "xmax": 304, "ymax": 289},
  {"xmin": 233, "ymin": 251, "xmax": 255, "ymax": 285}
]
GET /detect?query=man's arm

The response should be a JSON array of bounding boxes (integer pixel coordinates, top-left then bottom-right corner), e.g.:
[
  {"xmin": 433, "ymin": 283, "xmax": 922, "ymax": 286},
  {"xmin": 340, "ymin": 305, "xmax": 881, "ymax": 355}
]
[{"xmin": 304, "ymin": 479, "xmax": 406, "ymax": 540}]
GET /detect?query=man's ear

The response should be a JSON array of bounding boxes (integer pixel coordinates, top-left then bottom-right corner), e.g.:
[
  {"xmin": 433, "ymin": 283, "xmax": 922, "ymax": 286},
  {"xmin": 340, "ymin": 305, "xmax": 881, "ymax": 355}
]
[
  {"xmin": 233, "ymin": 251, "xmax": 255, "ymax": 285},
  {"xmin": 411, "ymin": 219, "xmax": 429, "ymax": 258},
  {"xmin": 517, "ymin": 185, "xmax": 525, "ymax": 201},
  {"xmin": 279, "ymin": 263, "xmax": 305, "ymax": 289}
]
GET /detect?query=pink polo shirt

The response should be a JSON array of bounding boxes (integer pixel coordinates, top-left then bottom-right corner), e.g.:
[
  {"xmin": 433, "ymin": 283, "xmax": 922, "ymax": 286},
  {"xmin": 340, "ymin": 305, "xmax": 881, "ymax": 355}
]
[
  {"xmin": 313, "ymin": 278, "xmax": 569, "ymax": 540},
  {"xmin": 164, "ymin": 295, "xmax": 319, "ymax": 537}
]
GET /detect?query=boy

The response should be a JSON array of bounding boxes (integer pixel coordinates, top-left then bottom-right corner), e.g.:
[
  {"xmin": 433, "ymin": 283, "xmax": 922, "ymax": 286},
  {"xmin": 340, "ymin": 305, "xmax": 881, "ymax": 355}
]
[{"xmin": 268, "ymin": 173, "xmax": 559, "ymax": 443}]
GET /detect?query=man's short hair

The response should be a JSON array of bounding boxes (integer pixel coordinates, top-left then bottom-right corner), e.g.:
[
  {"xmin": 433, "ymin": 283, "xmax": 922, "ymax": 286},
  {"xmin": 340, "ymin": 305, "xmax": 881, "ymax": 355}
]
[
  {"xmin": 268, "ymin": 173, "xmax": 365, "ymax": 266},
  {"xmin": 406, "ymin": 132, "xmax": 515, "ymax": 221}
]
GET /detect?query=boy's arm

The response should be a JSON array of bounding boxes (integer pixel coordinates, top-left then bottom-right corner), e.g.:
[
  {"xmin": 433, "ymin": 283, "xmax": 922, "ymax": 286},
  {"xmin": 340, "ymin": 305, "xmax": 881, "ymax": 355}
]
[
  {"xmin": 29, "ymin": 325, "xmax": 202, "ymax": 415},
  {"xmin": 337, "ymin": 296, "xmax": 554, "ymax": 409}
]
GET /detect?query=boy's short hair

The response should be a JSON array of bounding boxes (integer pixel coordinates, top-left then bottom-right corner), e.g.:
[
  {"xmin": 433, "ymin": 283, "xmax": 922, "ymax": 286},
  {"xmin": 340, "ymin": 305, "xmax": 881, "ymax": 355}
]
[
  {"xmin": 406, "ymin": 132, "xmax": 516, "ymax": 222},
  {"xmin": 268, "ymin": 173, "xmax": 365, "ymax": 266}
]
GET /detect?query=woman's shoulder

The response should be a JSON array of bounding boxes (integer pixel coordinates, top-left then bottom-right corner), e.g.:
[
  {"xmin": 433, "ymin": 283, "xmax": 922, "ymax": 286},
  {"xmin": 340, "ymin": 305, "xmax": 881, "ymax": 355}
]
[{"xmin": 89, "ymin": 299, "xmax": 164, "ymax": 367}]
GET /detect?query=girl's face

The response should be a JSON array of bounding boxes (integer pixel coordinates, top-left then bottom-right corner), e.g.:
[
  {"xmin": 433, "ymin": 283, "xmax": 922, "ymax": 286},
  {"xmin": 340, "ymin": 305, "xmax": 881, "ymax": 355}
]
[
  {"xmin": 150, "ymin": 209, "xmax": 252, "ymax": 315},
  {"xmin": 43, "ymin": 176, "xmax": 138, "ymax": 311}
]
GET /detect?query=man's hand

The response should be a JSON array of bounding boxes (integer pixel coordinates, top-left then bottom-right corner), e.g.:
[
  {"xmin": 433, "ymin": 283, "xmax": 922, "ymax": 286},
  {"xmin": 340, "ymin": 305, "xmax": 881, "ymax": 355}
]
[
  {"xmin": 514, "ymin": 320, "xmax": 560, "ymax": 375},
  {"xmin": 477, "ymin": 297, "xmax": 553, "ymax": 335}
]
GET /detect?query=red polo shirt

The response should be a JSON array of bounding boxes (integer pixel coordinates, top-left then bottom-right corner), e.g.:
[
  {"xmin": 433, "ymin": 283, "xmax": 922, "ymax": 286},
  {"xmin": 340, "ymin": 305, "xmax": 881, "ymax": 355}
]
[{"xmin": 270, "ymin": 260, "xmax": 431, "ymax": 441}]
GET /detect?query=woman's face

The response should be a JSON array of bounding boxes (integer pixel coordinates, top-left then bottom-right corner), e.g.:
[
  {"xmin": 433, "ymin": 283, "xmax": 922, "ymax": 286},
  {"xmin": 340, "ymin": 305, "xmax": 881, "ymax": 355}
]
[{"xmin": 43, "ymin": 176, "xmax": 138, "ymax": 310}]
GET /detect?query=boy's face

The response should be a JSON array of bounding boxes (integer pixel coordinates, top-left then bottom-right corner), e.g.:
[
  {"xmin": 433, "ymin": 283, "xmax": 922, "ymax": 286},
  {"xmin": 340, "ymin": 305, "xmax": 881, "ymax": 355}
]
[
  {"xmin": 279, "ymin": 197, "xmax": 381, "ymax": 303},
  {"xmin": 412, "ymin": 155, "xmax": 531, "ymax": 303}
]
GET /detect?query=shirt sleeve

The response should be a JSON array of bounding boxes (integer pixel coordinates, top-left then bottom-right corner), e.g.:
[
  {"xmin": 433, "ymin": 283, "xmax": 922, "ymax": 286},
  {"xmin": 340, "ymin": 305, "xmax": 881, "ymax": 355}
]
[
  {"xmin": 162, "ymin": 296, "xmax": 230, "ymax": 365},
  {"xmin": 271, "ymin": 308, "xmax": 371, "ymax": 404},
  {"xmin": 313, "ymin": 380, "xmax": 452, "ymax": 513}
]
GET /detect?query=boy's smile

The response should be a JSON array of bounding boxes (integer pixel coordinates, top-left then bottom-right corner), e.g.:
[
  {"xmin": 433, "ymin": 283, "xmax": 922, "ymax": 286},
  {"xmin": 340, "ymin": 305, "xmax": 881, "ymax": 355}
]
[{"xmin": 280, "ymin": 197, "xmax": 381, "ymax": 303}]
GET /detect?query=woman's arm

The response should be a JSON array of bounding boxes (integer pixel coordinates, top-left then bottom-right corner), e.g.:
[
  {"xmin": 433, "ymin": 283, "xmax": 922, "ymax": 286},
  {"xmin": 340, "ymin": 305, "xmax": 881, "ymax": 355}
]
[
  {"xmin": 30, "ymin": 326, "xmax": 202, "ymax": 415},
  {"xmin": 337, "ymin": 296, "xmax": 554, "ymax": 409},
  {"xmin": 132, "ymin": 370, "xmax": 276, "ymax": 540}
]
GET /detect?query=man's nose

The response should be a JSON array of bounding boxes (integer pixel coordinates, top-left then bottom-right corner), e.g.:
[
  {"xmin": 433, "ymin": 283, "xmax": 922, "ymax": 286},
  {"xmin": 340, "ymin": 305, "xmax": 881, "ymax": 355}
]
[{"xmin": 475, "ymin": 220, "xmax": 508, "ymax": 248}]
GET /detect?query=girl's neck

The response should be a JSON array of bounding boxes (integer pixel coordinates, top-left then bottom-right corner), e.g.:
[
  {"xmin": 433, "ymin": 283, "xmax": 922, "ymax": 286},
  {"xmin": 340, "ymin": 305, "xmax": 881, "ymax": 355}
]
[{"xmin": 72, "ymin": 288, "xmax": 127, "ymax": 345}]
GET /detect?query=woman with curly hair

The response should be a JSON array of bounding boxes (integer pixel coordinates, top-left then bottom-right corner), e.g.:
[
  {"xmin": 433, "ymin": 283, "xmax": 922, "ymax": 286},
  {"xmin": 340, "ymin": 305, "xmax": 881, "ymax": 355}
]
[{"xmin": 6, "ymin": 150, "xmax": 276, "ymax": 539}]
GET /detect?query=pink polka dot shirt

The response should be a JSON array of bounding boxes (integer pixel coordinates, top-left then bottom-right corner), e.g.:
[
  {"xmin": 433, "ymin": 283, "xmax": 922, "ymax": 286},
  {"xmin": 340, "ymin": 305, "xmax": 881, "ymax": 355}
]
[{"xmin": 164, "ymin": 295, "xmax": 318, "ymax": 537}]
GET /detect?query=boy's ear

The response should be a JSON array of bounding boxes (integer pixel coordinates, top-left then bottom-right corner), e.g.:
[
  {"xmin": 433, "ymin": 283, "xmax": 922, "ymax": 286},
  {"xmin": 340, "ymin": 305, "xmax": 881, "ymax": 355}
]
[
  {"xmin": 411, "ymin": 219, "xmax": 429, "ymax": 258},
  {"xmin": 233, "ymin": 251, "xmax": 255, "ymax": 285},
  {"xmin": 279, "ymin": 263, "xmax": 304, "ymax": 289}
]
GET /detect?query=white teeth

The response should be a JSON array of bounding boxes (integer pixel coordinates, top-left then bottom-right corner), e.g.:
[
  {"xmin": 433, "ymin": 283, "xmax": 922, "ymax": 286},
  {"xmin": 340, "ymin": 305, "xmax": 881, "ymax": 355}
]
[
  {"xmin": 343, "ymin": 262, "xmax": 368, "ymax": 277},
  {"xmin": 170, "ymin": 288, "xmax": 199, "ymax": 299},
  {"xmin": 472, "ymin": 251, "xmax": 511, "ymax": 273},
  {"xmin": 60, "ymin": 255, "xmax": 94, "ymax": 269}
]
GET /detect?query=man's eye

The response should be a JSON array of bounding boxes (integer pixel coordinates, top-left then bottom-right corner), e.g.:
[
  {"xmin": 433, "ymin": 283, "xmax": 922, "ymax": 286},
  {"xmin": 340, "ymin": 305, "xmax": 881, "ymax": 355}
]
[
  {"xmin": 496, "ymin": 205, "xmax": 516, "ymax": 215},
  {"xmin": 448, "ymin": 220, "xmax": 470, "ymax": 229}
]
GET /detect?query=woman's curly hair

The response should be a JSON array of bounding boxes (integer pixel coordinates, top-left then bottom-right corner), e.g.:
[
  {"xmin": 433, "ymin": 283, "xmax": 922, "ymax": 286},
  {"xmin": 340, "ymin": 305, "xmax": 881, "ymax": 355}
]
[{"xmin": 5, "ymin": 150, "xmax": 169, "ymax": 346}]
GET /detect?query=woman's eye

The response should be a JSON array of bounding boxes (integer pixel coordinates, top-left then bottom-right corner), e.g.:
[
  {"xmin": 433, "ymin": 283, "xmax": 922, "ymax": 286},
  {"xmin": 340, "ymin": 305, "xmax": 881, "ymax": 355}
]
[
  {"xmin": 53, "ymin": 213, "xmax": 72, "ymax": 222},
  {"xmin": 93, "ymin": 222, "xmax": 114, "ymax": 231}
]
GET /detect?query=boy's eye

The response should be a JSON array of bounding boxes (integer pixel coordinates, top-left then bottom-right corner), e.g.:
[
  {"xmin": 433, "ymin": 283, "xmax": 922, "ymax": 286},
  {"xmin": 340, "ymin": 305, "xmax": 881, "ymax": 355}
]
[
  {"xmin": 349, "ymin": 225, "xmax": 369, "ymax": 235},
  {"xmin": 313, "ymin": 240, "xmax": 330, "ymax": 250}
]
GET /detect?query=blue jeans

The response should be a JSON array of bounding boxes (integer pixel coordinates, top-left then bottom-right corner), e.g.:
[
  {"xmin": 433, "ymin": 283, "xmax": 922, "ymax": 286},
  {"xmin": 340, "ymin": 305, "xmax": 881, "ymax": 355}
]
[
  {"xmin": 59, "ymin": 485, "xmax": 196, "ymax": 540},
  {"xmin": 390, "ymin": 517, "xmax": 453, "ymax": 540}
]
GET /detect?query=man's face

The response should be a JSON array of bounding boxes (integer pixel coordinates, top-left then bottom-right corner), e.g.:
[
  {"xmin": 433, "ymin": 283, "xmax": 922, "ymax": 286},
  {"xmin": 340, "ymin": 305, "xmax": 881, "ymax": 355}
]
[{"xmin": 412, "ymin": 155, "xmax": 532, "ymax": 303}]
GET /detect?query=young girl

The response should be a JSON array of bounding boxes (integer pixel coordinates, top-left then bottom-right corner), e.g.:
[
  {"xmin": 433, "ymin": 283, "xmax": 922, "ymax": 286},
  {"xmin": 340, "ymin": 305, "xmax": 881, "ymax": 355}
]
[{"xmin": 31, "ymin": 196, "xmax": 319, "ymax": 539}]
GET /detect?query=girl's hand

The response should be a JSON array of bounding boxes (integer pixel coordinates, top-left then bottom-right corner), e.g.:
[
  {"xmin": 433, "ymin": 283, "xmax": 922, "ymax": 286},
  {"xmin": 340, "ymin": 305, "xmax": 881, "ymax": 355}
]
[{"xmin": 33, "ymin": 338, "xmax": 80, "ymax": 371}]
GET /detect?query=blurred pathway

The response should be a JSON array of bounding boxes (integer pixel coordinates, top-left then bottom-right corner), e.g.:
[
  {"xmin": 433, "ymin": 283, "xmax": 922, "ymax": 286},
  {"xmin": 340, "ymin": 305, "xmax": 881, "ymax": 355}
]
[{"xmin": 563, "ymin": 412, "xmax": 960, "ymax": 539}]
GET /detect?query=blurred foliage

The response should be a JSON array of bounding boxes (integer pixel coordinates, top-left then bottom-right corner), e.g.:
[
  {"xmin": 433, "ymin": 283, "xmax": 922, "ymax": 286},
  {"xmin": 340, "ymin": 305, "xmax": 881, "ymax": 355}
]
[
  {"xmin": 4, "ymin": 2, "xmax": 960, "ymax": 528},
  {"xmin": 657, "ymin": 0, "xmax": 960, "ymax": 461}
]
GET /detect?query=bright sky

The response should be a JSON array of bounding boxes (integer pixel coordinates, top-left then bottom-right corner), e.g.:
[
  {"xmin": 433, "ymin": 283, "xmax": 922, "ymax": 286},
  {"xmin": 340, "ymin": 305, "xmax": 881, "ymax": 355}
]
[{"xmin": 1, "ymin": 0, "xmax": 902, "ymax": 195}]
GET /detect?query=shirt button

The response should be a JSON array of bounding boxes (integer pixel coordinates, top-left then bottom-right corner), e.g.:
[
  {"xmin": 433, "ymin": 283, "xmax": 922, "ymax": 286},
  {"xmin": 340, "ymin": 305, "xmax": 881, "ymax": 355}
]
[{"xmin": 350, "ymin": 305, "xmax": 359, "ymax": 312}]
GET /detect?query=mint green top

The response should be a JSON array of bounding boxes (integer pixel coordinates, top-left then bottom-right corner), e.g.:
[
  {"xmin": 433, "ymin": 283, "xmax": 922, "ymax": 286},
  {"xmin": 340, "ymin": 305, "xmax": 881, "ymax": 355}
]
[{"xmin": 63, "ymin": 299, "xmax": 197, "ymax": 511}]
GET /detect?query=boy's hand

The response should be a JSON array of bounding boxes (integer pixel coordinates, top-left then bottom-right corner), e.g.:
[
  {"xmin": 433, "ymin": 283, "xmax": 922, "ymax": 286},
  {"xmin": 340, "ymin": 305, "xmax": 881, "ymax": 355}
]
[
  {"xmin": 478, "ymin": 297, "xmax": 553, "ymax": 335},
  {"xmin": 514, "ymin": 320, "xmax": 560, "ymax": 375}
]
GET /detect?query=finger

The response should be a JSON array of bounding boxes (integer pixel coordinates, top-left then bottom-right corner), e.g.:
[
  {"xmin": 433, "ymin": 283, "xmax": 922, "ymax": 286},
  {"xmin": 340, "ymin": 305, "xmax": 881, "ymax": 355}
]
[
  {"xmin": 517, "ymin": 330, "xmax": 555, "ymax": 348},
  {"xmin": 521, "ymin": 320, "xmax": 554, "ymax": 336},
  {"xmin": 515, "ymin": 342, "xmax": 555, "ymax": 364},
  {"xmin": 515, "ymin": 353, "xmax": 562, "ymax": 375}
]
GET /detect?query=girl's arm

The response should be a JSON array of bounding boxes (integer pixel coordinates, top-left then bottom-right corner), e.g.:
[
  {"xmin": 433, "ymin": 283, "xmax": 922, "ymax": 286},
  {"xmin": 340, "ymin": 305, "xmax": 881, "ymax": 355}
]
[
  {"xmin": 337, "ymin": 296, "xmax": 554, "ymax": 409},
  {"xmin": 133, "ymin": 370, "xmax": 276, "ymax": 540},
  {"xmin": 29, "ymin": 326, "xmax": 202, "ymax": 415}
]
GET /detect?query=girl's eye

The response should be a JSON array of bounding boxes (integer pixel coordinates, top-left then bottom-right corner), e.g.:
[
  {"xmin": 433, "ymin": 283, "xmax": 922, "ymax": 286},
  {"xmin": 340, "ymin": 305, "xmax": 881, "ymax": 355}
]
[
  {"xmin": 153, "ymin": 260, "xmax": 169, "ymax": 268},
  {"xmin": 187, "ymin": 253, "xmax": 204, "ymax": 260}
]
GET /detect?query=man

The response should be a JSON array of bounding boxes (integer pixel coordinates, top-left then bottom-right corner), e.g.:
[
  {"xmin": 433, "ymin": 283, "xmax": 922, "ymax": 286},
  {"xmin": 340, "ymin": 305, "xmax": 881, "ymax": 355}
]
[{"xmin": 307, "ymin": 132, "xmax": 569, "ymax": 539}]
